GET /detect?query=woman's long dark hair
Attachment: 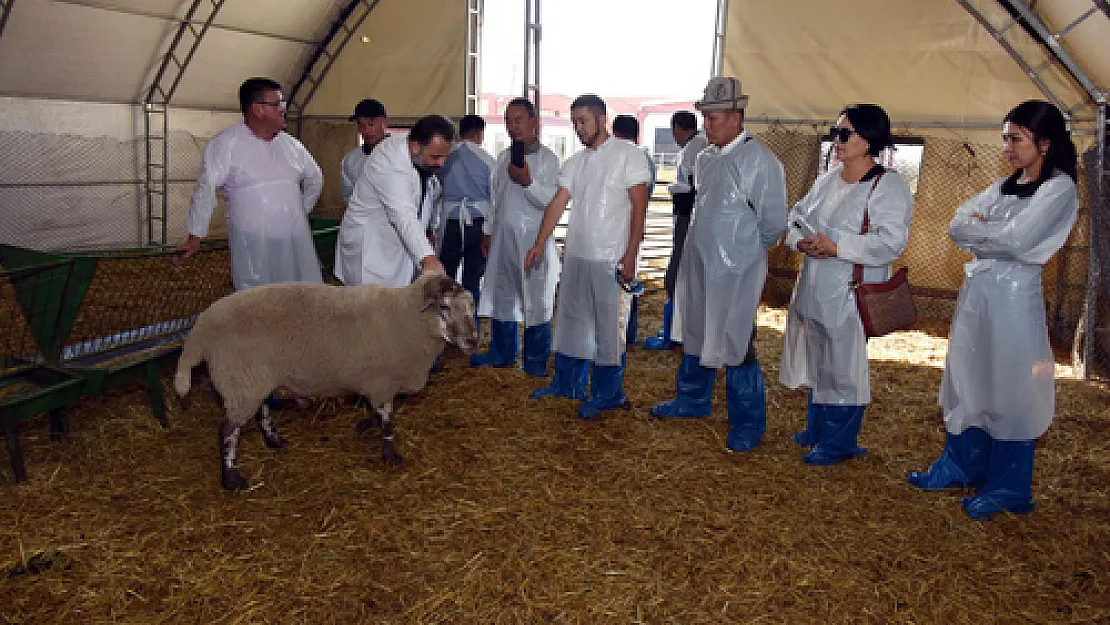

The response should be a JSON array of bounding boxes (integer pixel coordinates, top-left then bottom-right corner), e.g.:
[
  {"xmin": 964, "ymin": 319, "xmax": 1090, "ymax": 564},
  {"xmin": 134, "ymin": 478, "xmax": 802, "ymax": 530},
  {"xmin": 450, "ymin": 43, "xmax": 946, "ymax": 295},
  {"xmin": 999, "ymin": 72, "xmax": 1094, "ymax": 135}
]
[{"xmin": 1001, "ymin": 100, "xmax": 1077, "ymax": 197}]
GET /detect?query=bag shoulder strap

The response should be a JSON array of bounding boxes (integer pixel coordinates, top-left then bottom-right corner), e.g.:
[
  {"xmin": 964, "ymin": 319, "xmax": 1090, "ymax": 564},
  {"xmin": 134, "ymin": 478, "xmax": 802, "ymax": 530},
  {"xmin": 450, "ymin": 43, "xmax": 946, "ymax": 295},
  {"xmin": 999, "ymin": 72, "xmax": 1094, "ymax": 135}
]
[{"xmin": 852, "ymin": 169, "xmax": 885, "ymax": 286}]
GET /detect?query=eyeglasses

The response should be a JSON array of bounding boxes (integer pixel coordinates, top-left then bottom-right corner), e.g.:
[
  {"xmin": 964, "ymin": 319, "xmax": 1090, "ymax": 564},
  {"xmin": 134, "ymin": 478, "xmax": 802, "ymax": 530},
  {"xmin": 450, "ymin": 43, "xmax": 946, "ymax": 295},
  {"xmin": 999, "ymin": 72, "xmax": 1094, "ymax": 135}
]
[
  {"xmin": 615, "ymin": 267, "xmax": 644, "ymax": 296},
  {"xmin": 256, "ymin": 100, "xmax": 287, "ymax": 109},
  {"xmin": 828, "ymin": 126, "xmax": 859, "ymax": 143}
]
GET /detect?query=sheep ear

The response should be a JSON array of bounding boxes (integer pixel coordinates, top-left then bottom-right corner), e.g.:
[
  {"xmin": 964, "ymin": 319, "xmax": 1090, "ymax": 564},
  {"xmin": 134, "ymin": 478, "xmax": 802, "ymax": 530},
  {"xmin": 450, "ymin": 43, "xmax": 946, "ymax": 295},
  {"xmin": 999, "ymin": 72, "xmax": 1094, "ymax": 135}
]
[{"xmin": 421, "ymin": 275, "xmax": 450, "ymax": 311}]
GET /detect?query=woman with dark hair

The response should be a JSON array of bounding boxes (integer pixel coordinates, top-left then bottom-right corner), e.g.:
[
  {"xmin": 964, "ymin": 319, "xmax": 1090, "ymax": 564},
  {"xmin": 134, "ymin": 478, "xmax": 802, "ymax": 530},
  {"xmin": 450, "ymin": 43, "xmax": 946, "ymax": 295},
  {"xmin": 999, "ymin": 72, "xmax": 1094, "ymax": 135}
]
[
  {"xmin": 779, "ymin": 104, "xmax": 915, "ymax": 465},
  {"xmin": 909, "ymin": 100, "xmax": 1078, "ymax": 519}
]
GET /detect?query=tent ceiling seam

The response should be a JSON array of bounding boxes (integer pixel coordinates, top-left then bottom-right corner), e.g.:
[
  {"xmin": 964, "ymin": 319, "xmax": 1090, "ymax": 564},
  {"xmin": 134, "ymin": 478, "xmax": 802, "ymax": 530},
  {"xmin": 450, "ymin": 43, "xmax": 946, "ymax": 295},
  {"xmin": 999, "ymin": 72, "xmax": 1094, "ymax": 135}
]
[
  {"xmin": 287, "ymin": 0, "xmax": 381, "ymax": 135},
  {"xmin": 53, "ymin": 0, "xmax": 319, "ymax": 46}
]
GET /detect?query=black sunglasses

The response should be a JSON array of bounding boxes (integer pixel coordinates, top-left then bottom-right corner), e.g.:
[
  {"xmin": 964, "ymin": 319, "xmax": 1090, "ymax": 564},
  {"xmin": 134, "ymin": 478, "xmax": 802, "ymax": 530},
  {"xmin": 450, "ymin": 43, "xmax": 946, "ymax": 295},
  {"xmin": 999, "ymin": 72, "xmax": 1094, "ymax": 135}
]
[{"xmin": 828, "ymin": 126, "xmax": 859, "ymax": 143}]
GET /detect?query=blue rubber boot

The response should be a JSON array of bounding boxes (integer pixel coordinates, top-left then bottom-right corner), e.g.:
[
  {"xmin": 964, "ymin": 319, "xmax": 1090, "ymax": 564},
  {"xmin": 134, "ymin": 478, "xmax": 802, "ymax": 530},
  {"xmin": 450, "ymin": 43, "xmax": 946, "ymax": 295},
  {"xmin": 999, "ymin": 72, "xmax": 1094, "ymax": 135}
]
[
  {"xmin": 803, "ymin": 405, "xmax": 867, "ymax": 466},
  {"xmin": 962, "ymin": 438, "xmax": 1036, "ymax": 520},
  {"xmin": 578, "ymin": 361, "xmax": 628, "ymax": 420},
  {"xmin": 626, "ymin": 296, "xmax": 640, "ymax": 345},
  {"xmin": 522, "ymin": 322, "xmax": 552, "ymax": 377},
  {"xmin": 642, "ymin": 299, "xmax": 674, "ymax": 350},
  {"xmin": 650, "ymin": 353, "xmax": 715, "ymax": 419},
  {"xmin": 725, "ymin": 360, "xmax": 767, "ymax": 452},
  {"xmin": 529, "ymin": 352, "xmax": 589, "ymax": 400},
  {"xmin": 469, "ymin": 319, "xmax": 519, "ymax": 368},
  {"xmin": 793, "ymin": 391, "xmax": 821, "ymax": 447},
  {"xmin": 908, "ymin": 427, "xmax": 991, "ymax": 490}
]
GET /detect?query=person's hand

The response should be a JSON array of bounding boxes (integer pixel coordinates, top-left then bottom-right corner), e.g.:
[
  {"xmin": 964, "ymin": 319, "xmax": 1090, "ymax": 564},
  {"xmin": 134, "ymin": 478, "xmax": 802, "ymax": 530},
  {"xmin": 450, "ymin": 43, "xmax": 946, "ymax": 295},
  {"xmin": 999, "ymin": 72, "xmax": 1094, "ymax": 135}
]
[
  {"xmin": 481, "ymin": 234, "xmax": 491, "ymax": 258},
  {"xmin": 524, "ymin": 243, "xmax": 544, "ymax": 272},
  {"xmin": 420, "ymin": 255, "xmax": 445, "ymax": 275},
  {"xmin": 171, "ymin": 235, "xmax": 202, "ymax": 266},
  {"xmin": 507, "ymin": 162, "xmax": 532, "ymax": 187},
  {"xmin": 799, "ymin": 233, "xmax": 837, "ymax": 259},
  {"xmin": 618, "ymin": 250, "xmax": 638, "ymax": 282}
]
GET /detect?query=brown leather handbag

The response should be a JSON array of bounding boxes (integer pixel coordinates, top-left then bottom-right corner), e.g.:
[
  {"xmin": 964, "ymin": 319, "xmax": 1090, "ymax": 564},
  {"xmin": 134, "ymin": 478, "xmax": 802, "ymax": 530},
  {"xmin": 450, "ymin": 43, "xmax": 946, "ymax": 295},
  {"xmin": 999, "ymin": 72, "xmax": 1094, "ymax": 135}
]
[{"xmin": 852, "ymin": 173, "xmax": 918, "ymax": 337}]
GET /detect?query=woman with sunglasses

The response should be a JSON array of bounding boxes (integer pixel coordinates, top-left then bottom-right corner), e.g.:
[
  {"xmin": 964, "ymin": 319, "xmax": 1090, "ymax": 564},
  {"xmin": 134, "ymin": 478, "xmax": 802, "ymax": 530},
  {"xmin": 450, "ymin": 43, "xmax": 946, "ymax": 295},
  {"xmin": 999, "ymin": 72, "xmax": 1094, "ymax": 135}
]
[
  {"xmin": 909, "ymin": 101, "xmax": 1078, "ymax": 519},
  {"xmin": 779, "ymin": 104, "xmax": 914, "ymax": 465}
]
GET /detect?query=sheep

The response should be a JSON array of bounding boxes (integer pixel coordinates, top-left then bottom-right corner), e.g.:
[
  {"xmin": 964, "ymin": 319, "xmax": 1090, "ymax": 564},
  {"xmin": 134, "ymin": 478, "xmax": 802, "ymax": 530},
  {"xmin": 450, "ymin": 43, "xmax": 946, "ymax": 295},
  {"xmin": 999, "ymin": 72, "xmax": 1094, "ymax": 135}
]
[{"xmin": 174, "ymin": 272, "xmax": 480, "ymax": 491}]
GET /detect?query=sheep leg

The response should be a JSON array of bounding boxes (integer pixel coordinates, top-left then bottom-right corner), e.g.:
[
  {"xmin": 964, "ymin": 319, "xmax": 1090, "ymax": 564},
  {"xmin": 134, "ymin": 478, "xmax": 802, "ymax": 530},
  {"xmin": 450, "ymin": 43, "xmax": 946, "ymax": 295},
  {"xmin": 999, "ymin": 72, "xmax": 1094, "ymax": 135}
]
[
  {"xmin": 219, "ymin": 419, "xmax": 248, "ymax": 491},
  {"xmin": 378, "ymin": 400, "xmax": 402, "ymax": 466},
  {"xmin": 257, "ymin": 404, "xmax": 287, "ymax": 449}
]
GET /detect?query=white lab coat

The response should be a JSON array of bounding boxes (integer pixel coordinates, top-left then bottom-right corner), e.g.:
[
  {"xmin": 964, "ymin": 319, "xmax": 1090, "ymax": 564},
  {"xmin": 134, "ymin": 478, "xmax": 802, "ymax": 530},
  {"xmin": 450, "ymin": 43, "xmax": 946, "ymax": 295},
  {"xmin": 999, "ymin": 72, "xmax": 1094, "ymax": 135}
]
[
  {"xmin": 940, "ymin": 173, "xmax": 1078, "ymax": 440},
  {"xmin": 187, "ymin": 122, "xmax": 323, "ymax": 291},
  {"xmin": 553, "ymin": 137, "xmax": 652, "ymax": 365},
  {"xmin": 668, "ymin": 134, "xmax": 709, "ymax": 196},
  {"xmin": 479, "ymin": 143, "xmax": 561, "ymax": 326},
  {"xmin": 339, "ymin": 145, "xmax": 370, "ymax": 203},
  {"xmin": 335, "ymin": 134, "xmax": 440, "ymax": 287},
  {"xmin": 779, "ymin": 165, "xmax": 914, "ymax": 405},
  {"xmin": 676, "ymin": 132, "xmax": 787, "ymax": 368}
]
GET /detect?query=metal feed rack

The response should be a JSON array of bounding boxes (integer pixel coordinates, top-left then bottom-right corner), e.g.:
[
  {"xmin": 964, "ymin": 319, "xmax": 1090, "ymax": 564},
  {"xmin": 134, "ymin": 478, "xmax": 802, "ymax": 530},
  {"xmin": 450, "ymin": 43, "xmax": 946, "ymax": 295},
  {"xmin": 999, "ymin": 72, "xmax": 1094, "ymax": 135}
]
[{"xmin": 0, "ymin": 218, "xmax": 342, "ymax": 482}]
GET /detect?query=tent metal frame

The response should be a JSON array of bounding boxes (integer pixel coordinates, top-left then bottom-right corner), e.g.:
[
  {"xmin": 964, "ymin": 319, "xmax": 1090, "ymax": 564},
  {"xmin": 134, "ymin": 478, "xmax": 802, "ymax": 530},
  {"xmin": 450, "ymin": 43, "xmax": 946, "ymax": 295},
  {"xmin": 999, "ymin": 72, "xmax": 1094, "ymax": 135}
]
[{"xmin": 142, "ymin": 0, "xmax": 225, "ymax": 246}]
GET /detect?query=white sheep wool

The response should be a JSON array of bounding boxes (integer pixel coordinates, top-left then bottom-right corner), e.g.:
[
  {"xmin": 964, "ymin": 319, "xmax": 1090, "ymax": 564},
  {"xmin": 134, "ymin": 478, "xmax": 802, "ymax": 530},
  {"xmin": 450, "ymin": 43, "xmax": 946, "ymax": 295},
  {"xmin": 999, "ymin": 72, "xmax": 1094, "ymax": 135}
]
[
  {"xmin": 940, "ymin": 173, "xmax": 1078, "ymax": 440},
  {"xmin": 186, "ymin": 122, "xmax": 324, "ymax": 291},
  {"xmin": 479, "ymin": 144, "xmax": 561, "ymax": 326}
]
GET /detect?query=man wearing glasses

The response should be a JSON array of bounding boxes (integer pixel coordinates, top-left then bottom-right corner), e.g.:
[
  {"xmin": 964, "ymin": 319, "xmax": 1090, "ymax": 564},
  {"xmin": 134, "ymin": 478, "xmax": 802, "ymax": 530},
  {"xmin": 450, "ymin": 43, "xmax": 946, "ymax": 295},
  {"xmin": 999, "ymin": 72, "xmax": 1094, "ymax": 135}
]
[{"xmin": 173, "ymin": 77, "xmax": 324, "ymax": 292}]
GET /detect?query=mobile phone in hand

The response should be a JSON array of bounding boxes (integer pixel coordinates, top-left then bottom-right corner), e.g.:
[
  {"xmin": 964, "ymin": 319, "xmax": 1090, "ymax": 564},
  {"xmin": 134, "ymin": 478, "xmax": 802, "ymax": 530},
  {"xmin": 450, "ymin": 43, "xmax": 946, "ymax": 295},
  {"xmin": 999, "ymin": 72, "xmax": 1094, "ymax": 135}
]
[{"xmin": 510, "ymin": 140, "xmax": 526, "ymax": 168}]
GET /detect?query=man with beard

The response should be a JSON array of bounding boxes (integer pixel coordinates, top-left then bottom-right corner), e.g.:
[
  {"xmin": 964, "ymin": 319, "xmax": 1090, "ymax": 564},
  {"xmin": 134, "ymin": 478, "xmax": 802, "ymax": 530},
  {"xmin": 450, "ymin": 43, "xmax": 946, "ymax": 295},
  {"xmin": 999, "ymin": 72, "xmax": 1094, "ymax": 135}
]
[
  {"xmin": 335, "ymin": 115, "xmax": 454, "ymax": 287},
  {"xmin": 470, "ymin": 98, "xmax": 561, "ymax": 376},
  {"xmin": 525, "ymin": 94, "xmax": 652, "ymax": 420},
  {"xmin": 173, "ymin": 77, "xmax": 323, "ymax": 291},
  {"xmin": 339, "ymin": 98, "xmax": 389, "ymax": 204}
]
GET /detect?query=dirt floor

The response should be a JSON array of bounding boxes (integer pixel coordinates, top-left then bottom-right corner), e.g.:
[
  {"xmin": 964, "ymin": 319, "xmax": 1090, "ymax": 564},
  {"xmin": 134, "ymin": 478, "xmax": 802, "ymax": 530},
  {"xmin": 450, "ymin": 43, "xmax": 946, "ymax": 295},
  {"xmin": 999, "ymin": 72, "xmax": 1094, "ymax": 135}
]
[{"xmin": 1, "ymin": 288, "xmax": 1108, "ymax": 624}]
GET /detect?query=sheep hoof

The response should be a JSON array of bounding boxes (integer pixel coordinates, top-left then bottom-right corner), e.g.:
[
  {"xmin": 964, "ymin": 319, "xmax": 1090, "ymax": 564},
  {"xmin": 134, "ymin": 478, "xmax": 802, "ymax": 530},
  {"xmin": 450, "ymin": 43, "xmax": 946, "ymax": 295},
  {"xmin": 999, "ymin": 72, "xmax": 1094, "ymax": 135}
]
[
  {"xmin": 382, "ymin": 450, "xmax": 404, "ymax": 467},
  {"xmin": 263, "ymin": 432, "xmax": 287, "ymax": 449},
  {"xmin": 221, "ymin": 468, "xmax": 249, "ymax": 491}
]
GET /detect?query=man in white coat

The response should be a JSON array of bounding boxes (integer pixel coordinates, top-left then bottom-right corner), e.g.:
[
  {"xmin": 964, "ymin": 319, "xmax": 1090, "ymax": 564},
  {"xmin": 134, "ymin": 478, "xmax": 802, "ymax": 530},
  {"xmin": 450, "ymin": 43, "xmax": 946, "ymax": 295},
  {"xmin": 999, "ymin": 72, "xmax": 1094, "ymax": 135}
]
[
  {"xmin": 643, "ymin": 110, "xmax": 708, "ymax": 350},
  {"xmin": 469, "ymin": 98, "xmax": 561, "ymax": 376},
  {"xmin": 335, "ymin": 115, "xmax": 454, "ymax": 287},
  {"xmin": 339, "ymin": 98, "xmax": 389, "ymax": 204},
  {"xmin": 650, "ymin": 77, "xmax": 788, "ymax": 453},
  {"xmin": 173, "ymin": 77, "xmax": 323, "ymax": 291},
  {"xmin": 525, "ymin": 94, "xmax": 652, "ymax": 420}
]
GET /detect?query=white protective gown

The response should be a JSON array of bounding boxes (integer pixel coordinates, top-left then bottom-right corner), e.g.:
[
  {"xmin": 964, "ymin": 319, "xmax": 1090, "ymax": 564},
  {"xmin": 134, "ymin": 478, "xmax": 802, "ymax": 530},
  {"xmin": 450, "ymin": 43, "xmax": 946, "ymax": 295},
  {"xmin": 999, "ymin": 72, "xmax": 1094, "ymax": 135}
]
[
  {"xmin": 554, "ymin": 137, "xmax": 652, "ymax": 365},
  {"xmin": 335, "ymin": 134, "xmax": 441, "ymax": 287},
  {"xmin": 676, "ymin": 132, "xmax": 788, "ymax": 368},
  {"xmin": 940, "ymin": 173, "xmax": 1078, "ymax": 440},
  {"xmin": 779, "ymin": 165, "xmax": 914, "ymax": 405},
  {"xmin": 339, "ymin": 145, "xmax": 370, "ymax": 203},
  {"xmin": 187, "ymin": 122, "xmax": 323, "ymax": 291},
  {"xmin": 479, "ymin": 143, "xmax": 561, "ymax": 326}
]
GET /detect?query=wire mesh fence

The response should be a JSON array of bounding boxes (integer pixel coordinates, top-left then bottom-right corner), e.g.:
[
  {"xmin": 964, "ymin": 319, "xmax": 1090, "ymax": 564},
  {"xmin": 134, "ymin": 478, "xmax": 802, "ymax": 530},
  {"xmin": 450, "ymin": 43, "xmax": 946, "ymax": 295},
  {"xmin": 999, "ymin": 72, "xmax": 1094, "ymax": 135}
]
[{"xmin": 750, "ymin": 124, "xmax": 1099, "ymax": 374}]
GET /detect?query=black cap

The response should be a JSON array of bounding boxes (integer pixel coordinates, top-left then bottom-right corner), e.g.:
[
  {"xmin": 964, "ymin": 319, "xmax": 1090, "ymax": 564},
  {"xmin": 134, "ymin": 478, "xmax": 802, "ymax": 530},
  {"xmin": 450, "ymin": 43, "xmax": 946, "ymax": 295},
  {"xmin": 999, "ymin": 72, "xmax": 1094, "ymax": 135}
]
[{"xmin": 349, "ymin": 98, "xmax": 387, "ymax": 121}]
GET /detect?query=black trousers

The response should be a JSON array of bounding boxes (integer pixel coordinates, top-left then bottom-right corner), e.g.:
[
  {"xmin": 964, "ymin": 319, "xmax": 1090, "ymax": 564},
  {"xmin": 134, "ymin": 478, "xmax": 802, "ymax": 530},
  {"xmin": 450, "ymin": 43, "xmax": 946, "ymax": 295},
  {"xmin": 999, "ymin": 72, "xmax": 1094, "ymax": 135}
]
[
  {"xmin": 664, "ymin": 213, "xmax": 692, "ymax": 299},
  {"xmin": 439, "ymin": 218, "xmax": 486, "ymax": 300}
]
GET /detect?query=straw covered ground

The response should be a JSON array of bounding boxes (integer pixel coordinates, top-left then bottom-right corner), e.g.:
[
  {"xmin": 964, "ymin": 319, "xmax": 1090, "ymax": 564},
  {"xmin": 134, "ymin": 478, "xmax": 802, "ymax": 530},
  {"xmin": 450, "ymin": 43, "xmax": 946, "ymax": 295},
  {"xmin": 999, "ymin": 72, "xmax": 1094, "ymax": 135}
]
[{"xmin": 1, "ymin": 287, "xmax": 1108, "ymax": 623}]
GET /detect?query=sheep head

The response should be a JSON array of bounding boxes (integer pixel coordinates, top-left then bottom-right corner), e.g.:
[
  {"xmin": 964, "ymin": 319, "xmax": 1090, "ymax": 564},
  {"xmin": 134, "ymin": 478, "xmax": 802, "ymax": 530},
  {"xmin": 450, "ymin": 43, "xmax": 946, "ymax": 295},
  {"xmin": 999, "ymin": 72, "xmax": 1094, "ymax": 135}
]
[{"xmin": 421, "ymin": 273, "xmax": 480, "ymax": 354}]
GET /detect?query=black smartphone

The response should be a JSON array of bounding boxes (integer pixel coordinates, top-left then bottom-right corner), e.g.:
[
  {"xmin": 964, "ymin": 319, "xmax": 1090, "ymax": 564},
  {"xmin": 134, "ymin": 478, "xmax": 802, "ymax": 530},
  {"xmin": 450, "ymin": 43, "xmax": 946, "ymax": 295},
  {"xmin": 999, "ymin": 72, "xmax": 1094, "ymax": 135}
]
[{"xmin": 510, "ymin": 140, "xmax": 526, "ymax": 168}]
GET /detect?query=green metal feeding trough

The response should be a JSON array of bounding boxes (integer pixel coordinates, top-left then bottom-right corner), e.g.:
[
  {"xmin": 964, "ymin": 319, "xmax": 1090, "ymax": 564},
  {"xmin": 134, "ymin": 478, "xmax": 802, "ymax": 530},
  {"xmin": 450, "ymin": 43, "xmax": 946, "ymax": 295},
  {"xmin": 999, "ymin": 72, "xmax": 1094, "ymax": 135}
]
[{"xmin": 0, "ymin": 219, "xmax": 341, "ymax": 482}]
